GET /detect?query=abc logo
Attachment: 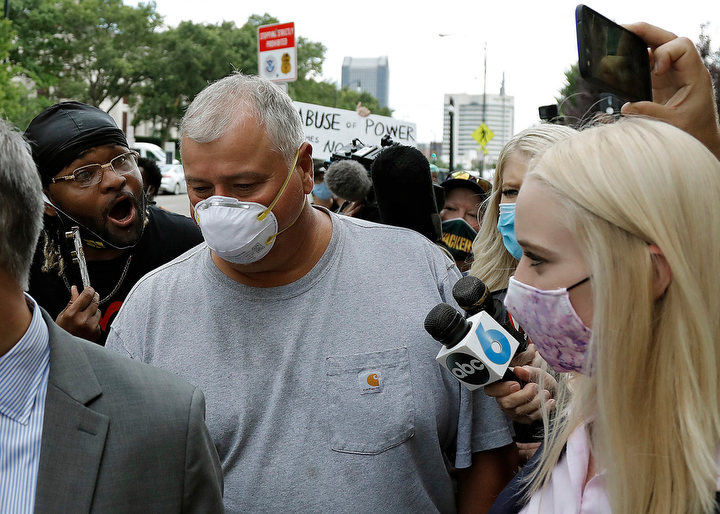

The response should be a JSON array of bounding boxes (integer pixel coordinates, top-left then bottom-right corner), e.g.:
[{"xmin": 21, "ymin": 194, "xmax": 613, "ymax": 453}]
[
  {"xmin": 366, "ymin": 373, "xmax": 380, "ymax": 387},
  {"xmin": 445, "ymin": 353, "xmax": 489, "ymax": 385}
]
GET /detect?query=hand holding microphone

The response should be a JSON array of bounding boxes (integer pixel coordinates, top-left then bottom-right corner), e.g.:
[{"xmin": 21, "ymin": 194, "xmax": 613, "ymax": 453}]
[
  {"xmin": 425, "ymin": 303, "xmax": 521, "ymax": 390},
  {"xmin": 425, "ymin": 275, "xmax": 550, "ymax": 442},
  {"xmin": 484, "ymin": 364, "xmax": 556, "ymax": 424}
]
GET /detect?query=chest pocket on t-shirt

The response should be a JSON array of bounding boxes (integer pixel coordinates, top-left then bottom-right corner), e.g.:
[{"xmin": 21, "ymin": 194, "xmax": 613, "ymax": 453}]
[{"xmin": 325, "ymin": 347, "xmax": 415, "ymax": 455}]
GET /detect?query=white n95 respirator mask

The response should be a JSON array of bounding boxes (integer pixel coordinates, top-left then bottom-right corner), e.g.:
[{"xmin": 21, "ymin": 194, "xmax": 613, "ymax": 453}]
[{"xmin": 193, "ymin": 150, "xmax": 302, "ymax": 265}]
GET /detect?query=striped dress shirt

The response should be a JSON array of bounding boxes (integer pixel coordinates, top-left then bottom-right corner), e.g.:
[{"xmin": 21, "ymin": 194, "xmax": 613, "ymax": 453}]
[{"xmin": 0, "ymin": 295, "xmax": 50, "ymax": 514}]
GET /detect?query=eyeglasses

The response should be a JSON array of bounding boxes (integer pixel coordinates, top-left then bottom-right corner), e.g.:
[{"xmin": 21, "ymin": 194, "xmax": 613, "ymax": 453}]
[{"xmin": 50, "ymin": 151, "xmax": 140, "ymax": 188}]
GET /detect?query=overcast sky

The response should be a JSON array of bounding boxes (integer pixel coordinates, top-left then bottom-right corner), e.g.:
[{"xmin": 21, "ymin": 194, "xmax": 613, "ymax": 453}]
[{"xmin": 128, "ymin": 0, "xmax": 719, "ymax": 143}]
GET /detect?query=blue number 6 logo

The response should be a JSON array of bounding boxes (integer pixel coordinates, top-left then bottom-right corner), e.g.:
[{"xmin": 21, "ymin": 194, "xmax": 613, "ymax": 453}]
[{"xmin": 475, "ymin": 322, "xmax": 511, "ymax": 365}]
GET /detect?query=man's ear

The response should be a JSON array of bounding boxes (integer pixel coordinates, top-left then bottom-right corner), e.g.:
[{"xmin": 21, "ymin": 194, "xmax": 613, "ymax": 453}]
[
  {"xmin": 649, "ymin": 244, "xmax": 672, "ymax": 299},
  {"xmin": 297, "ymin": 142, "xmax": 314, "ymax": 195},
  {"xmin": 42, "ymin": 191, "xmax": 57, "ymax": 217}
]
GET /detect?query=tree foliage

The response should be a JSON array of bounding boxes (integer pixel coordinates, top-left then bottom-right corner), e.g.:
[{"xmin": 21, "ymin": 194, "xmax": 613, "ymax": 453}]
[
  {"xmin": 289, "ymin": 78, "xmax": 393, "ymax": 116},
  {"xmin": 4, "ymin": 3, "xmax": 392, "ymax": 137},
  {"xmin": 697, "ymin": 24, "xmax": 720, "ymax": 119},
  {"xmin": 555, "ymin": 63, "xmax": 603, "ymax": 125},
  {"xmin": 0, "ymin": 18, "xmax": 52, "ymax": 127},
  {"xmin": 9, "ymin": 0, "xmax": 162, "ymax": 110}
]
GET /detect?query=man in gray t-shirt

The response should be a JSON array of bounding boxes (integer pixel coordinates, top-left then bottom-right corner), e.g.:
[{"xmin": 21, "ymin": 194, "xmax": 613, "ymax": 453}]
[{"xmin": 107, "ymin": 73, "xmax": 516, "ymax": 513}]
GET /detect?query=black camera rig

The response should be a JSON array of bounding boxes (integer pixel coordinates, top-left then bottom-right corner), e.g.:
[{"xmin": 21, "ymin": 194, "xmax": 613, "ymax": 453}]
[{"xmin": 329, "ymin": 134, "xmax": 398, "ymax": 171}]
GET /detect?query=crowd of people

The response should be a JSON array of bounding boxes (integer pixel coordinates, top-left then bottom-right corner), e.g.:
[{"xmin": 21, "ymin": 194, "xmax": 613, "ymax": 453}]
[{"xmin": 1, "ymin": 20, "xmax": 720, "ymax": 514}]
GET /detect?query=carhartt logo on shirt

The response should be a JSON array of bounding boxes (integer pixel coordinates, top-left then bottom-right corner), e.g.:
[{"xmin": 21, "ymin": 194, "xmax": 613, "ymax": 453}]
[{"xmin": 358, "ymin": 371, "xmax": 383, "ymax": 394}]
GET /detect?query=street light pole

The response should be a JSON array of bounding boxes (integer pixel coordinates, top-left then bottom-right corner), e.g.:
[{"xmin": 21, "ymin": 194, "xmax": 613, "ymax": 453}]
[
  {"xmin": 480, "ymin": 43, "xmax": 487, "ymax": 175},
  {"xmin": 448, "ymin": 97, "xmax": 455, "ymax": 173}
]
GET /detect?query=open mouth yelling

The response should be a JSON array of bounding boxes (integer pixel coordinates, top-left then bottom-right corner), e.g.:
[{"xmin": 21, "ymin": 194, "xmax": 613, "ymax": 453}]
[{"xmin": 106, "ymin": 196, "xmax": 137, "ymax": 228}]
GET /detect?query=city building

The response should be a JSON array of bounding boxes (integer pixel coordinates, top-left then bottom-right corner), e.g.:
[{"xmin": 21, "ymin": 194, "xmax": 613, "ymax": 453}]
[
  {"xmin": 341, "ymin": 56, "xmax": 389, "ymax": 108},
  {"xmin": 442, "ymin": 89, "xmax": 514, "ymax": 172}
]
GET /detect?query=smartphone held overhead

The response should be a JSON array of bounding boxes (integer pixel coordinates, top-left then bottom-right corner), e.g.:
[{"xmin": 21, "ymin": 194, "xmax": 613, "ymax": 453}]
[{"xmin": 576, "ymin": 4, "xmax": 652, "ymax": 103}]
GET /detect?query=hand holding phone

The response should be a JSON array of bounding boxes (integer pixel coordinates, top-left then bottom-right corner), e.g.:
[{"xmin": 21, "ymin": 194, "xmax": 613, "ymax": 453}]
[{"xmin": 620, "ymin": 22, "xmax": 720, "ymax": 161}]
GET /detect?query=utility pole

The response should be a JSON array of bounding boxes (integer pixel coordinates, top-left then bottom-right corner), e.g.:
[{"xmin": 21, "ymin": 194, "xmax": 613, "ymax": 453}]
[
  {"xmin": 480, "ymin": 43, "xmax": 487, "ymax": 175},
  {"xmin": 501, "ymin": 72, "xmax": 506, "ymax": 174},
  {"xmin": 4, "ymin": 0, "xmax": 9, "ymax": 18},
  {"xmin": 448, "ymin": 97, "xmax": 455, "ymax": 173}
]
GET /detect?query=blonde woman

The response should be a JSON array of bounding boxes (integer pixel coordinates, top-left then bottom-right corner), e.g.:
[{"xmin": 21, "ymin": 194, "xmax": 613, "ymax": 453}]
[
  {"xmin": 470, "ymin": 124, "xmax": 576, "ymax": 292},
  {"xmin": 471, "ymin": 124, "xmax": 575, "ymax": 427},
  {"xmin": 490, "ymin": 116, "xmax": 720, "ymax": 513}
]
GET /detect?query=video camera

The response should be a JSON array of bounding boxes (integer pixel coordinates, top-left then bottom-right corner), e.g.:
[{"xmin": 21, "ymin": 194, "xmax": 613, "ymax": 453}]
[{"xmin": 329, "ymin": 134, "xmax": 398, "ymax": 171}]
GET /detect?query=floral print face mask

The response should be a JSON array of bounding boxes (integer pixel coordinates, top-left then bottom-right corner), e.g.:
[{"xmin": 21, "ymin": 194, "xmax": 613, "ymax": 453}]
[{"xmin": 504, "ymin": 276, "xmax": 592, "ymax": 373}]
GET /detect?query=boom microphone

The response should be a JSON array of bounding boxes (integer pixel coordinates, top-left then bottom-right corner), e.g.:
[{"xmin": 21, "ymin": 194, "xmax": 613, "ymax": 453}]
[
  {"xmin": 325, "ymin": 159, "xmax": 371, "ymax": 202},
  {"xmin": 371, "ymin": 145, "xmax": 442, "ymax": 242}
]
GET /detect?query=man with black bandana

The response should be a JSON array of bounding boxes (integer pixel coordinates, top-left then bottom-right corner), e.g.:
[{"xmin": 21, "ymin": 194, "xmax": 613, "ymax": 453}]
[{"xmin": 25, "ymin": 102, "xmax": 202, "ymax": 344}]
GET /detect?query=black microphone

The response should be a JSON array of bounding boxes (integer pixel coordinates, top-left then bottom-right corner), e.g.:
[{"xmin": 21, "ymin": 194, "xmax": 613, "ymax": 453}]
[
  {"xmin": 452, "ymin": 275, "xmax": 527, "ymax": 352},
  {"xmin": 325, "ymin": 159, "xmax": 372, "ymax": 202},
  {"xmin": 424, "ymin": 302, "xmax": 523, "ymax": 390},
  {"xmin": 452, "ymin": 275, "xmax": 490, "ymax": 317},
  {"xmin": 371, "ymin": 145, "xmax": 442, "ymax": 242},
  {"xmin": 451, "ymin": 275, "xmax": 543, "ymax": 443}
]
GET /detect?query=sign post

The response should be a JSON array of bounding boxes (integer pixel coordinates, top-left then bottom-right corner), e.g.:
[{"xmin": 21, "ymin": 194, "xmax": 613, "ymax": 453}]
[
  {"xmin": 258, "ymin": 22, "xmax": 297, "ymax": 84},
  {"xmin": 472, "ymin": 123, "xmax": 494, "ymax": 155}
]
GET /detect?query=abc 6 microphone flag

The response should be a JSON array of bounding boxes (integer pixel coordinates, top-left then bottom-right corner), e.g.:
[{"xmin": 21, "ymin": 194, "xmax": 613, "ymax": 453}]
[{"xmin": 435, "ymin": 311, "xmax": 520, "ymax": 391}]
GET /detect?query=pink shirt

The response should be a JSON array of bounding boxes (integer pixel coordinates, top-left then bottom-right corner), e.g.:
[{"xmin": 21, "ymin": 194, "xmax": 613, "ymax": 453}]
[
  {"xmin": 520, "ymin": 423, "xmax": 609, "ymax": 514},
  {"xmin": 521, "ymin": 424, "xmax": 720, "ymax": 513}
]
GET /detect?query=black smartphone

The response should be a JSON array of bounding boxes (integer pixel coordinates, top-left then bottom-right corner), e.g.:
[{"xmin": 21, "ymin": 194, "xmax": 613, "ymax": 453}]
[{"xmin": 575, "ymin": 4, "xmax": 652, "ymax": 102}]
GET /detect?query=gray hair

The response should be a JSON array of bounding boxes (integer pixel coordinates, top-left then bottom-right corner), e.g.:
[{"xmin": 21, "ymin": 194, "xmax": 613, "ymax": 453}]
[
  {"xmin": 180, "ymin": 72, "xmax": 305, "ymax": 165},
  {"xmin": 0, "ymin": 118, "xmax": 44, "ymax": 290}
]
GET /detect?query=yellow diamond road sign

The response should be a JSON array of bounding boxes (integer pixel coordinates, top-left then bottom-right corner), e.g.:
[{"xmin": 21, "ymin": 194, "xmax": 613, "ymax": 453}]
[{"xmin": 472, "ymin": 123, "xmax": 494, "ymax": 148}]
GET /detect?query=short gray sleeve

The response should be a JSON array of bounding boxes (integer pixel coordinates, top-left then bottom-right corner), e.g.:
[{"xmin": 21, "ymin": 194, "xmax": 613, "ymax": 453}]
[
  {"xmin": 105, "ymin": 279, "xmax": 154, "ymax": 361},
  {"xmin": 431, "ymin": 252, "xmax": 513, "ymax": 468},
  {"xmin": 105, "ymin": 326, "xmax": 135, "ymax": 359}
]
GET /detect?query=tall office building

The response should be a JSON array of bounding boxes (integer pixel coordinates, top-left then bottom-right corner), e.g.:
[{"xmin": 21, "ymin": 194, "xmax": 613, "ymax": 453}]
[
  {"xmin": 442, "ymin": 90, "xmax": 514, "ymax": 170},
  {"xmin": 341, "ymin": 56, "xmax": 389, "ymax": 108}
]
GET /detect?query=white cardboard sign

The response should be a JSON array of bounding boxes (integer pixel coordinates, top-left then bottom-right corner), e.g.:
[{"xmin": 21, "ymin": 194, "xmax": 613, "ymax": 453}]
[{"xmin": 294, "ymin": 101, "xmax": 417, "ymax": 160}]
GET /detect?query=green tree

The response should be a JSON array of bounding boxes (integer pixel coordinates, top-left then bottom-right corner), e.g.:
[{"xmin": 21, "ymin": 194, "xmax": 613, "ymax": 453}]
[
  {"xmin": 289, "ymin": 78, "xmax": 393, "ymax": 116},
  {"xmin": 0, "ymin": 18, "xmax": 51, "ymax": 127},
  {"xmin": 133, "ymin": 12, "xmax": 391, "ymax": 141},
  {"xmin": 132, "ymin": 20, "xmax": 238, "ymax": 141},
  {"xmin": 132, "ymin": 14, "xmax": 284, "ymax": 141},
  {"xmin": 697, "ymin": 24, "xmax": 720, "ymax": 119},
  {"xmin": 9, "ymin": 0, "xmax": 162, "ymax": 110},
  {"xmin": 555, "ymin": 63, "xmax": 603, "ymax": 125}
]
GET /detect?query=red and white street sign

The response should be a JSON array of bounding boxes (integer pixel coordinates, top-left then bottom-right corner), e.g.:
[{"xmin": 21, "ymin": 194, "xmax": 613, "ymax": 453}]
[{"xmin": 257, "ymin": 22, "xmax": 297, "ymax": 83}]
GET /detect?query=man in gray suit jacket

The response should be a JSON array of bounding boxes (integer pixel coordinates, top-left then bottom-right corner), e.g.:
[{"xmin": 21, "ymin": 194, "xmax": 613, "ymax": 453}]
[{"xmin": 0, "ymin": 118, "xmax": 223, "ymax": 513}]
